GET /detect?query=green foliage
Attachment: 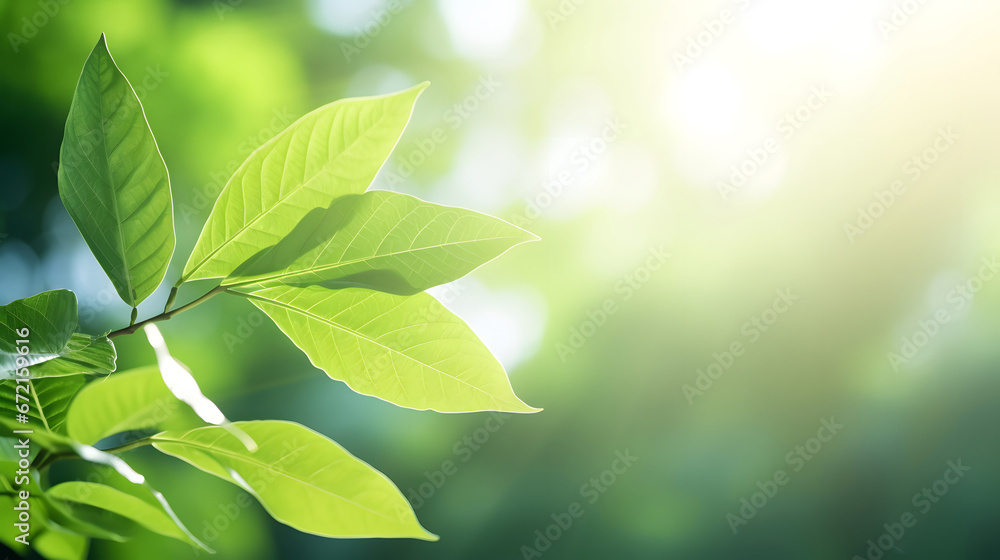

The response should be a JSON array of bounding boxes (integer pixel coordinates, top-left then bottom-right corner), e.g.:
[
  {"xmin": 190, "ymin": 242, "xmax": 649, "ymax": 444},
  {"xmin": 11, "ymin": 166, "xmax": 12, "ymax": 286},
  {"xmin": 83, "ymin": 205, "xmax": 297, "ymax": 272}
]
[
  {"xmin": 57, "ymin": 34, "xmax": 174, "ymax": 309},
  {"xmin": 65, "ymin": 367, "xmax": 177, "ymax": 445},
  {"xmin": 1, "ymin": 34, "xmax": 537, "ymax": 558},
  {"xmin": 0, "ymin": 290, "xmax": 115, "ymax": 380},
  {"xmin": 223, "ymin": 190, "xmax": 538, "ymax": 293},
  {"xmin": 180, "ymin": 83, "xmax": 428, "ymax": 284},
  {"xmin": 152, "ymin": 421, "xmax": 436, "ymax": 540},
  {"xmin": 236, "ymin": 285, "xmax": 538, "ymax": 413},
  {"xmin": 47, "ymin": 482, "xmax": 198, "ymax": 546}
]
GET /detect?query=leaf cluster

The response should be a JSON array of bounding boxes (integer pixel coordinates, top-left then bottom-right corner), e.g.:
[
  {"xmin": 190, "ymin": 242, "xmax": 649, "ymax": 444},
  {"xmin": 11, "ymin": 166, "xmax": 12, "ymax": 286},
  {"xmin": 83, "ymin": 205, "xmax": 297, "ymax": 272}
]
[{"xmin": 1, "ymin": 34, "xmax": 537, "ymax": 559}]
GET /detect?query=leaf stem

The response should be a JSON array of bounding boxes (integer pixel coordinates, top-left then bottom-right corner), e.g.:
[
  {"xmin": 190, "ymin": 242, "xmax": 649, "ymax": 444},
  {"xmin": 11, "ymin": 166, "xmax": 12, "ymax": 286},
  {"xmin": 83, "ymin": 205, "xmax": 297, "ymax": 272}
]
[
  {"xmin": 102, "ymin": 437, "xmax": 155, "ymax": 454},
  {"xmin": 163, "ymin": 286, "xmax": 179, "ymax": 313},
  {"xmin": 107, "ymin": 286, "xmax": 225, "ymax": 339}
]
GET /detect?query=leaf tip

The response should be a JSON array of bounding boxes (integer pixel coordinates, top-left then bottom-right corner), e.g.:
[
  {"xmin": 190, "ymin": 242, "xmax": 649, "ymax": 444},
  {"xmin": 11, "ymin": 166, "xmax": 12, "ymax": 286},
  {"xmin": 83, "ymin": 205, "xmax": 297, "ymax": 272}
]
[{"xmin": 418, "ymin": 530, "xmax": 440, "ymax": 542}]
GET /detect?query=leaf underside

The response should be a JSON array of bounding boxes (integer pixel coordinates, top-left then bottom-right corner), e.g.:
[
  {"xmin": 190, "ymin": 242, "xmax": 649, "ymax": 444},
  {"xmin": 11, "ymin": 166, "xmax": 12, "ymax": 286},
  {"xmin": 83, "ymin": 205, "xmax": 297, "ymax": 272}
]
[{"xmin": 58, "ymin": 34, "xmax": 174, "ymax": 307}]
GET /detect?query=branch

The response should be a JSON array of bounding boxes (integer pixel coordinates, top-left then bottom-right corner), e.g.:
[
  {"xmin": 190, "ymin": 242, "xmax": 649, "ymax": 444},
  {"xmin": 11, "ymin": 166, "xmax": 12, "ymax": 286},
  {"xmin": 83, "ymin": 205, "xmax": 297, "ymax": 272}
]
[{"xmin": 107, "ymin": 285, "xmax": 225, "ymax": 339}]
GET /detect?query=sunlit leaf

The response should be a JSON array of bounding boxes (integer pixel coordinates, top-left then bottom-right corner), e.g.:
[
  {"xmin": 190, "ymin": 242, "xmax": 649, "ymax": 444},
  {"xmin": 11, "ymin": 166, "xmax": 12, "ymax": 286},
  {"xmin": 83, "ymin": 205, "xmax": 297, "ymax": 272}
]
[
  {"xmin": 66, "ymin": 366, "xmax": 179, "ymax": 445},
  {"xmin": 152, "ymin": 421, "xmax": 436, "ymax": 540},
  {"xmin": 28, "ymin": 334, "xmax": 116, "ymax": 378},
  {"xmin": 233, "ymin": 285, "xmax": 538, "ymax": 413},
  {"xmin": 224, "ymin": 190, "xmax": 537, "ymax": 294},
  {"xmin": 180, "ymin": 83, "xmax": 428, "ymax": 283},
  {"xmin": 57, "ymin": 34, "xmax": 174, "ymax": 307}
]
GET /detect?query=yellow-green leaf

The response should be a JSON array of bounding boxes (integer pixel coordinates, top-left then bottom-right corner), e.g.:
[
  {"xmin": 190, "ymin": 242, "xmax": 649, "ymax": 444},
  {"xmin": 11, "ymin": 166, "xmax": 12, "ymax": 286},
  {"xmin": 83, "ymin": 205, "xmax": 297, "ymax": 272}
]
[
  {"xmin": 224, "ymin": 190, "xmax": 537, "ymax": 294},
  {"xmin": 152, "ymin": 421, "xmax": 436, "ymax": 540},
  {"xmin": 234, "ymin": 285, "xmax": 538, "ymax": 413},
  {"xmin": 180, "ymin": 83, "xmax": 428, "ymax": 283}
]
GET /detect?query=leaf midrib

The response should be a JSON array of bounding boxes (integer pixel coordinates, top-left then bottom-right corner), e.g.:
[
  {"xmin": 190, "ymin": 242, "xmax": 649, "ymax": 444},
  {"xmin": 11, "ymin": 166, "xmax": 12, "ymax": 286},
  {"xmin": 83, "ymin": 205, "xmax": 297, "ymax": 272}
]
[
  {"xmin": 94, "ymin": 46, "xmax": 136, "ymax": 306},
  {"xmin": 225, "ymin": 235, "xmax": 528, "ymax": 286}
]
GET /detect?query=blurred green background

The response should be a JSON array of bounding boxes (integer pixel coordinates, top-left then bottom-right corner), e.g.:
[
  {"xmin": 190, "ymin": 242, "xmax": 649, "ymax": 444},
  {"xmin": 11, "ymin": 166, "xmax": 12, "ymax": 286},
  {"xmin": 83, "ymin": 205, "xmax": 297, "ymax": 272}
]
[{"xmin": 3, "ymin": 0, "xmax": 1000, "ymax": 558}]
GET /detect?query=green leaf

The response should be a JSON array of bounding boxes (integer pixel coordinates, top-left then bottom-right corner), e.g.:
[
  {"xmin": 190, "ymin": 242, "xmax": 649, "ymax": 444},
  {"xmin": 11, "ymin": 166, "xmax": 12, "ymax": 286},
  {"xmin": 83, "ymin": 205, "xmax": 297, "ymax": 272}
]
[
  {"xmin": 233, "ymin": 285, "xmax": 538, "ymax": 413},
  {"xmin": 48, "ymin": 482, "xmax": 199, "ymax": 546},
  {"xmin": 1, "ymin": 290, "xmax": 77, "ymax": 379},
  {"xmin": 223, "ymin": 190, "xmax": 537, "ymax": 294},
  {"xmin": 2, "ymin": 427, "xmax": 215, "ymax": 553},
  {"xmin": 28, "ymin": 334, "xmax": 117, "ymax": 378},
  {"xmin": 32, "ymin": 527, "xmax": 89, "ymax": 560},
  {"xmin": 0, "ymin": 291, "xmax": 116, "ymax": 380},
  {"xmin": 151, "ymin": 421, "xmax": 436, "ymax": 540},
  {"xmin": 66, "ymin": 366, "xmax": 179, "ymax": 445},
  {"xmin": 180, "ymin": 83, "xmax": 428, "ymax": 283},
  {"xmin": 58, "ymin": 33, "xmax": 174, "ymax": 307},
  {"xmin": 0, "ymin": 417, "xmax": 76, "ymax": 453},
  {"xmin": 0, "ymin": 376, "xmax": 87, "ymax": 434}
]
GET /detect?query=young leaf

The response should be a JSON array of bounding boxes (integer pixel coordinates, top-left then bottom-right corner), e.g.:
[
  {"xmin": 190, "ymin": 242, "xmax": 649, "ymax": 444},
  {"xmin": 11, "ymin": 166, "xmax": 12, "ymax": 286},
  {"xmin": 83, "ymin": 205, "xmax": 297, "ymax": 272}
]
[
  {"xmin": 48, "ymin": 482, "xmax": 201, "ymax": 546},
  {"xmin": 66, "ymin": 366, "xmax": 179, "ymax": 445},
  {"xmin": 179, "ymin": 83, "xmax": 428, "ymax": 283},
  {"xmin": 0, "ymin": 376, "xmax": 87, "ymax": 434},
  {"xmin": 58, "ymin": 33, "xmax": 174, "ymax": 308},
  {"xmin": 151, "ymin": 421, "xmax": 437, "ymax": 540},
  {"xmin": 233, "ymin": 285, "xmax": 539, "ymax": 413},
  {"xmin": 223, "ymin": 190, "xmax": 538, "ymax": 294}
]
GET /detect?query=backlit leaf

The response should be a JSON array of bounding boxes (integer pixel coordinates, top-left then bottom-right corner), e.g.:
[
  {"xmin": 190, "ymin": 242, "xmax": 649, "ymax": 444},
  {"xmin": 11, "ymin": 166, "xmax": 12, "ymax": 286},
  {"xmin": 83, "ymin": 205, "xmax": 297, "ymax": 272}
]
[
  {"xmin": 233, "ymin": 285, "xmax": 538, "ymax": 413},
  {"xmin": 152, "ymin": 421, "xmax": 436, "ymax": 540},
  {"xmin": 224, "ymin": 190, "xmax": 537, "ymax": 294},
  {"xmin": 180, "ymin": 83, "xmax": 428, "ymax": 283}
]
